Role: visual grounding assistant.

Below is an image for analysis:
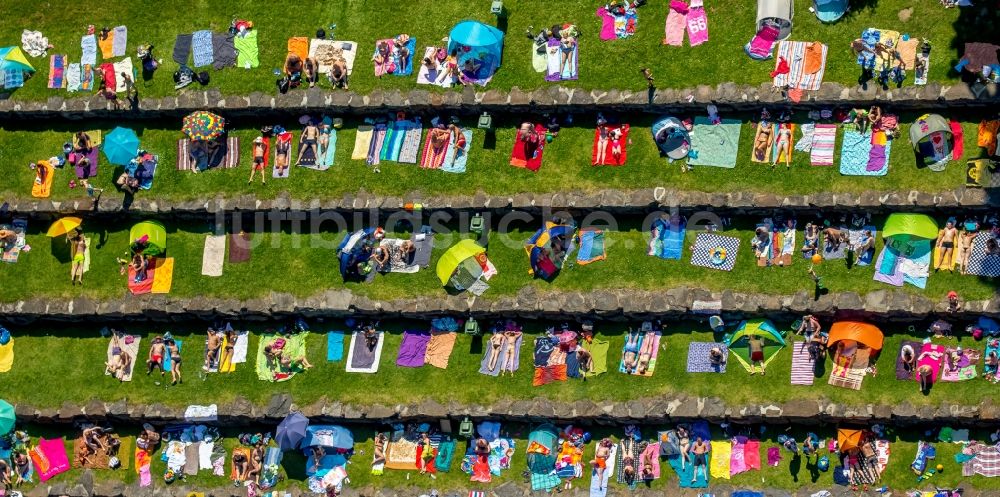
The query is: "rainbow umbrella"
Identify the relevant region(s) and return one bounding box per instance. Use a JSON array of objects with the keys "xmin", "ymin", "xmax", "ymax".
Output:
[
  {"xmin": 182, "ymin": 111, "xmax": 226, "ymax": 141},
  {"xmin": 46, "ymin": 217, "xmax": 82, "ymax": 237}
]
